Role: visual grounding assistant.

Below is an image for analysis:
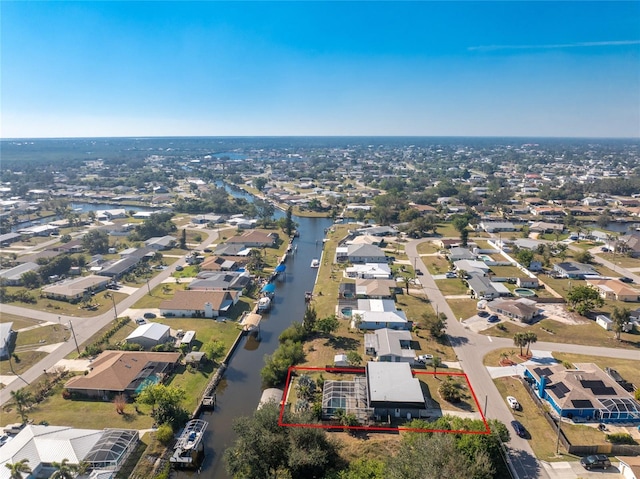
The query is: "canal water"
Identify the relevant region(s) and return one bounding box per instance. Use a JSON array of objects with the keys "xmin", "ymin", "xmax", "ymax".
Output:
[{"xmin": 176, "ymin": 184, "xmax": 333, "ymax": 478}]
